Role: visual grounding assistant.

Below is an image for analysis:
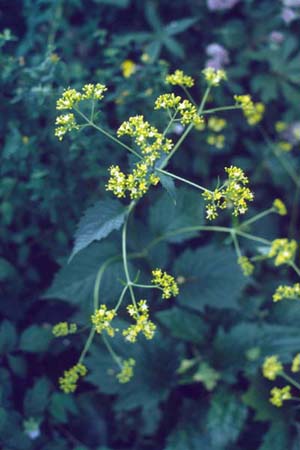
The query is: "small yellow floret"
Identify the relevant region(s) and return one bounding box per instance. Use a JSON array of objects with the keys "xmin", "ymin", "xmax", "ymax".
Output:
[
  {"xmin": 202, "ymin": 67, "xmax": 227, "ymax": 86},
  {"xmin": 273, "ymin": 199, "xmax": 287, "ymax": 216},
  {"xmin": 273, "ymin": 283, "xmax": 300, "ymax": 302},
  {"xmin": 292, "ymin": 353, "xmax": 300, "ymax": 373},
  {"xmin": 262, "ymin": 356, "xmax": 283, "ymax": 380},
  {"xmin": 165, "ymin": 70, "xmax": 194, "ymax": 87},
  {"xmin": 270, "ymin": 385, "xmax": 291, "ymax": 407},
  {"xmin": 278, "ymin": 141, "xmax": 292, "ymax": 152},
  {"xmin": 151, "ymin": 268, "xmax": 179, "ymax": 299},
  {"xmin": 238, "ymin": 256, "xmax": 254, "ymax": 276},
  {"xmin": 91, "ymin": 304, "xmax": 116, "ymax": 336},
  {"xmin": 52, "ymin": 322, "xmax": 77, "ymax": 337},
  {"xmin": 117, "ymin": 358, "xmax": 135, "ymax": 383},
  {"xmin": 268, "ymin": 238, "xmax": 297, "ymax": 266},
  {"xmin": 123, "ymin": 300, "xmax": 156, "ymax": 342},
  {"xmin": 121, "ymin": 60, "xmax": 137, "ymax": 78},
  {"xmin": 59, "ymin": 363, "xmax": 87, "ymax": 394}
]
